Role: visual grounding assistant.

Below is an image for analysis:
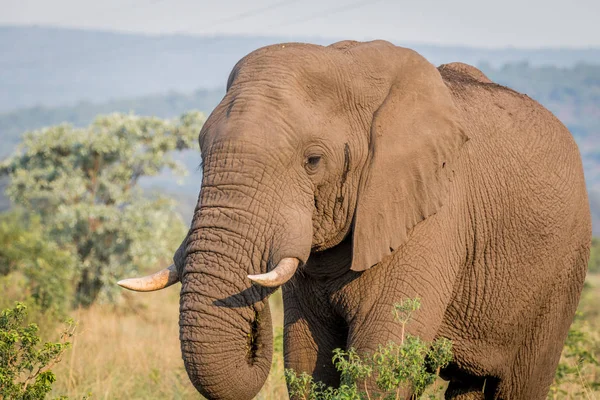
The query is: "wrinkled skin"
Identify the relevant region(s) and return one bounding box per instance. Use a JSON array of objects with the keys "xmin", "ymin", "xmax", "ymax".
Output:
[{"xmin": 172, "ymin": 40, "xmax": 590, "ymax": 399}]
